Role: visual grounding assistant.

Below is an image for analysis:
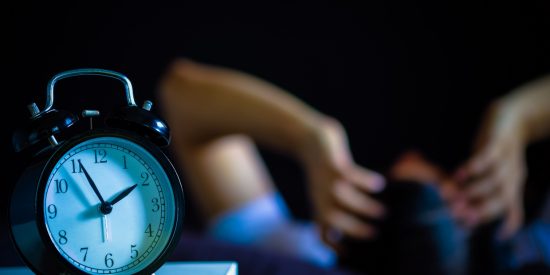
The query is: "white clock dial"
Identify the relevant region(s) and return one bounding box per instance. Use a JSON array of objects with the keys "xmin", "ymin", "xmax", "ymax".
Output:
[{"xmin": 43, "ymin": 136, "xmax": 176, "ymax": 274}]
